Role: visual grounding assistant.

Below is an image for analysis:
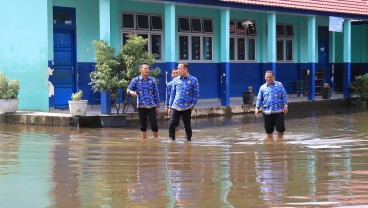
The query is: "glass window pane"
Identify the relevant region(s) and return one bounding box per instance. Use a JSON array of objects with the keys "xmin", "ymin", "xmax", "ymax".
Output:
[
  {"xmin": 230, "ymin": 21, "xmax": 235, "ymax": 34},
  {"xmin": 237, "ymin": 22, "xmax": 245, "ymax": 35},
  {"xmin": 191, "ymin": 18, "xmax": 202, "ymax": 33},
  {"xmin": 151, "ymin": 16, "xmax": 163, "ymax": 30},
  {"xmin": 286, "ymin": 25, "xmax": 294, "ymax": 37},
  {"xmin": 137, "ymin": 15, "xmax": 149, "ymax": 30},
  {"xmin": 53, "ymin": 9, "xmax": 73, "ymax": 26},
  {"xmin": 179, "ymin": 36, "xmax": 189, "ymax": 60},
  {"xmin": 276, "ymin": 24, "xmax": 285, "ymax": 36},
  {"xmin": 192, "ymin": 36, "xmax": 201, "ymax": 60},
  {"xmin": 151, "ymin": 34, "xmax": 162, "ymax": 60},
  {"xmin": 122, "ymin": 14, "xmax": 134, "ymax": 29},
  {"xmin": 237, "ymin": 38, "xmax": 245, "ymax": 60},
  {"xmin": 138, "ymin": 34, "xmax": 149, "ymax": 52},
  {"xmin": 286, "ymin": 40, "xmax": 293, "ymax": 60},
  {"xmin": 277, "ymin": 40, "xmax": 284, "ymax": 60},
  {"xmin": 230, "ymin": 38, "xmax": 235, "ymax": 60},
  {"xmin": 178, "ymin": 18, "xmax": 190, "ymax": 32},
  {"xmin": 203, "ymin": 19, "xmax": 213, "ymax": 33},
  {"xmin": 203, "ymin": 37, "xmax": 212, "ymax": 60},
  {"xmin": 247, "ymin": 23, "xmax": 257, "ymax": 35},
  {"xmin": 248, "ymin": 38, "xmax": 256, "ymax": 60},
  {"xmin": 122, "ymin": 33, "xmax": 133, "ymax": 45}
]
